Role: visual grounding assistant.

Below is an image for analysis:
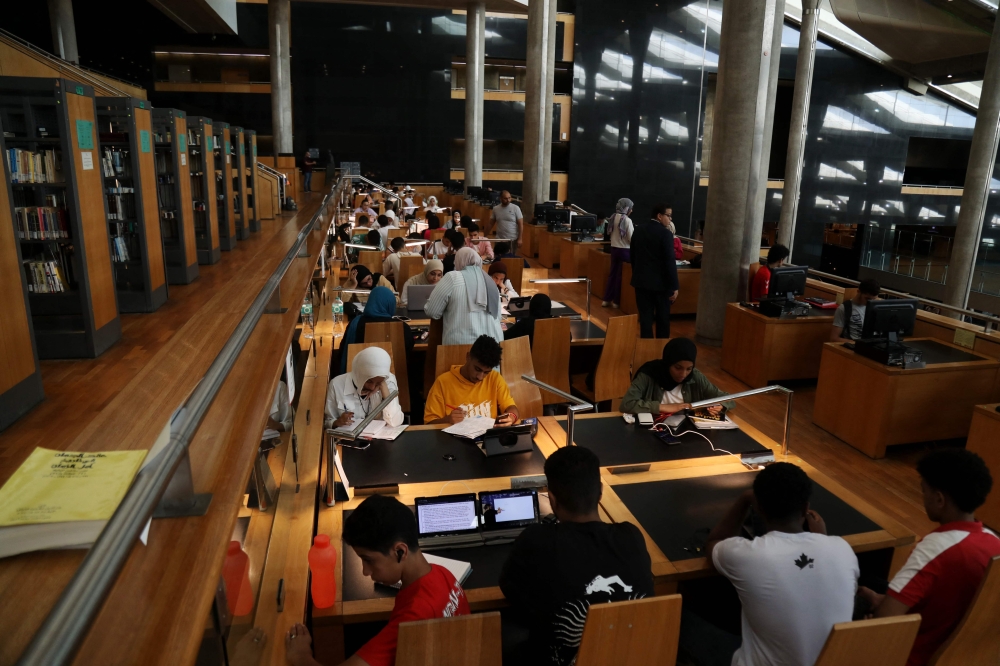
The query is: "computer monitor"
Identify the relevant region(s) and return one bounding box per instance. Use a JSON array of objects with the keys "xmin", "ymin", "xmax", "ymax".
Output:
[
  {"xmin": 545, "ymin": 208, "xmax": 571, "ymax": 226},
  {"xmin": 571, "ymin": 214, "xmax": 597, "ymax": 232},
  {"xmin": 861, "ymin": 298, "xmax": 918, "ymax": 343},
  {"xmin": 533, "ymin": 202, "xmax": 556, "ymax": 220},
  {"xmin": 766, "ymin": 265, "xmax": 807, "ymax": 300}
]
